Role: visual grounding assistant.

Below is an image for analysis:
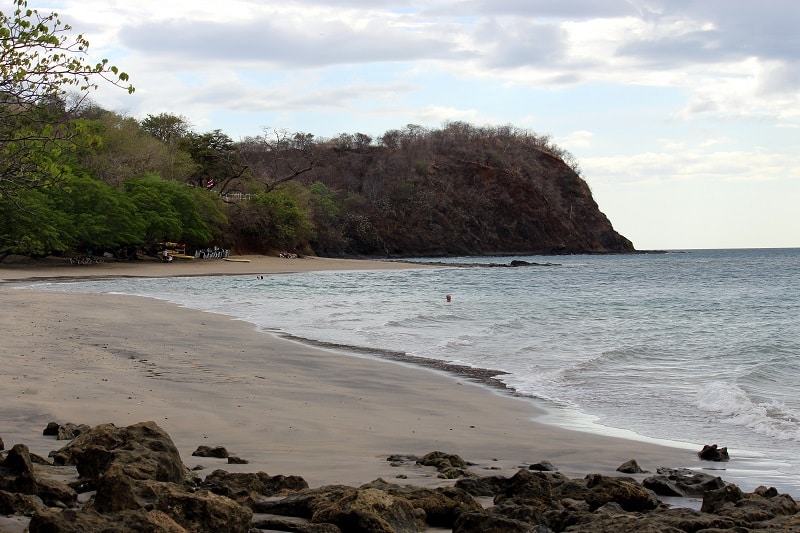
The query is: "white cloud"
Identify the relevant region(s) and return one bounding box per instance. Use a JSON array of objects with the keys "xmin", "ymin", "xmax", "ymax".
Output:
[
  {"xmin": 558, "ymin": 130, "xmax": 594, "ymax": 149},
  {"xmin": 27, "ymin": 0, "xmax": 800, "ymax": 247},
  {"xmin": 585, "ymin": 149, "xmax": 800, "ymax": 185}
]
